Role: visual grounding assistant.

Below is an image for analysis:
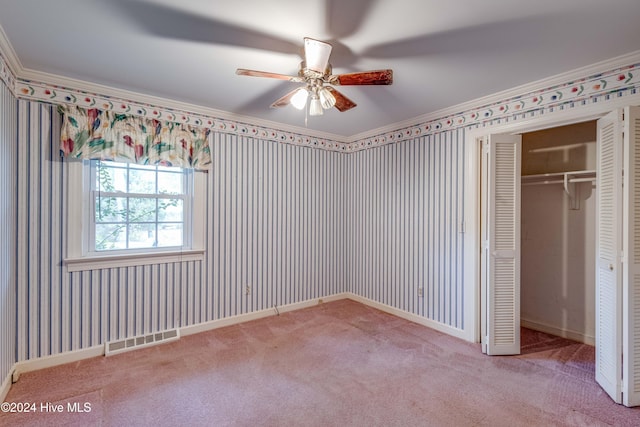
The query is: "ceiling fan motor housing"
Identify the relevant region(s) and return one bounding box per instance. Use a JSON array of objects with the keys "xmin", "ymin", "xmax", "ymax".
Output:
[{"xmin": 299, "ymin": 61, "xmax": 332, "ymax": 80}]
